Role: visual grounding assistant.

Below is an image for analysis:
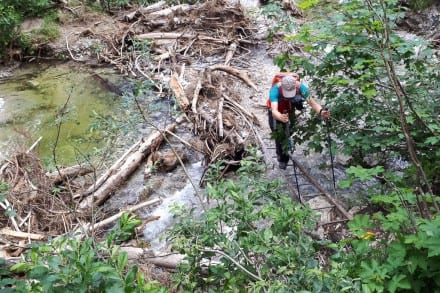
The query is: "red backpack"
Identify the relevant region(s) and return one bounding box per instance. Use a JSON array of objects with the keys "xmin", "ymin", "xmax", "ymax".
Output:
[{"xmin": 267, "ymin": 72, "xmax": 301, "ymax": 113}]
